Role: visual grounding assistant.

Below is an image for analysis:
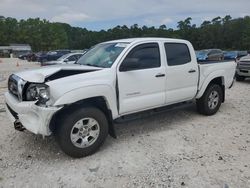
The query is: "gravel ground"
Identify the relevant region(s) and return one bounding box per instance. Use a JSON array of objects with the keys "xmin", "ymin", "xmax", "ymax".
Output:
[{"xmin": 0, "ymin": 58, "xmax": 250, "ymax": 188}]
